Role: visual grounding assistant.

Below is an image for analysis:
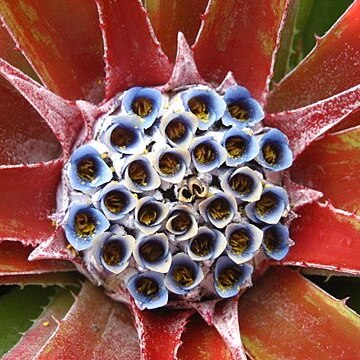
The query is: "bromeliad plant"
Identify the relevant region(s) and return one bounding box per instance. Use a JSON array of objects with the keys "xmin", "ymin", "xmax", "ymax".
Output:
[{"xmin": 0, "ymin": 0, "xmax": 359, "ymax": 359}]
